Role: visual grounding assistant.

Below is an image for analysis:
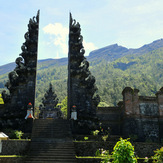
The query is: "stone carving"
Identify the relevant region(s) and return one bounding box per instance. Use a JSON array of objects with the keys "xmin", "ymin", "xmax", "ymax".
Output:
[
  {"xmin": 68, "ymin": 13, "xmax": 100, "ymax": 132},
  {"xmin": 39, "ymin": 83, "xmax": 62, "ymax": 119},
  {"xmin": 5, "ymin": 71, "xmax": 18, "ymax": 91},
  {"xmin": 0, "ymin": 11, "xmax": 40, "ymax": 131}
]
